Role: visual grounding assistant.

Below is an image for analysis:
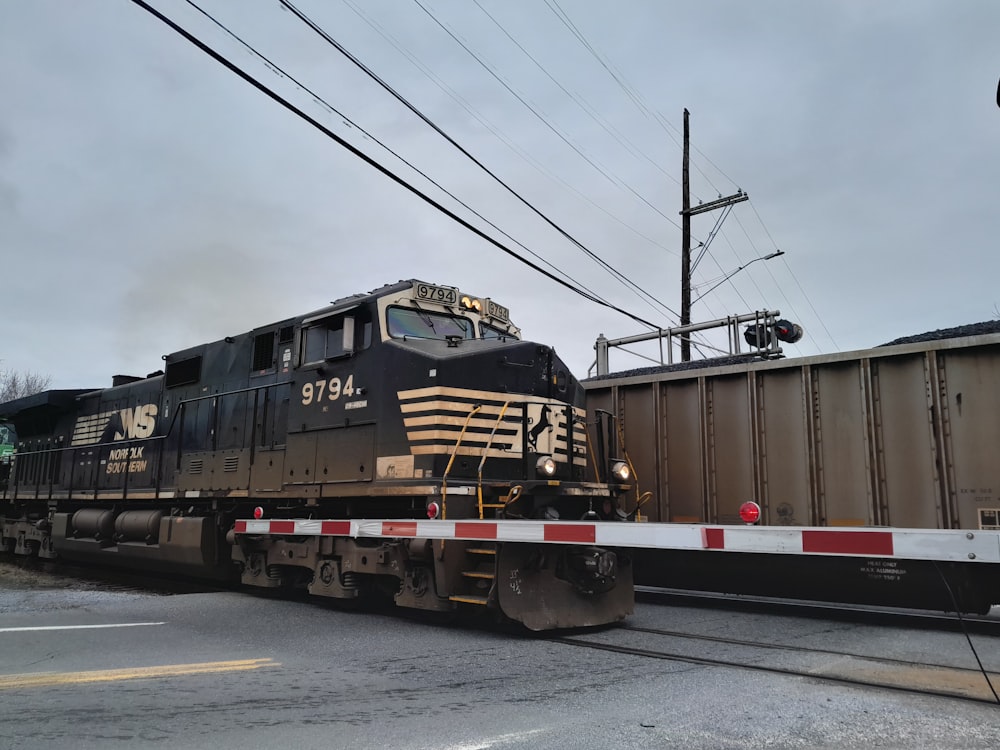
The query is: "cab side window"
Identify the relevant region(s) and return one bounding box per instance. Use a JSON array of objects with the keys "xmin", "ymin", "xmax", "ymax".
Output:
[
  {"xmin": 300, "ymin": 310, "xmax": 372, "ymax": 365},
  {"xmin": 304, "ymin": 322, "xmax": 344, "ymax": 363}
]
